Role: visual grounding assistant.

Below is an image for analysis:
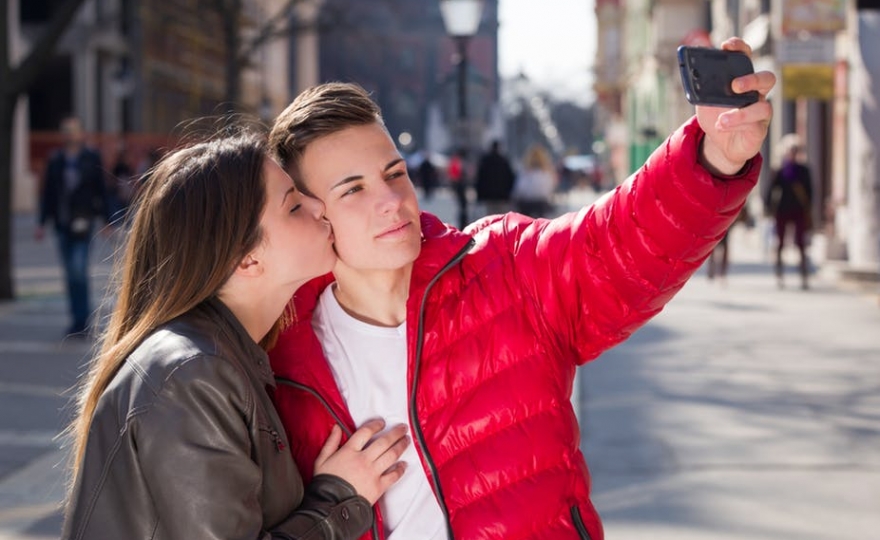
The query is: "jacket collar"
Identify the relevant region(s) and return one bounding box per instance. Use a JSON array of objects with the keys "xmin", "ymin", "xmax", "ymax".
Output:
[
  {"xmin": 274, "ymin": 212, "xmax": 473, "ymax": 398},
  {"xmin": 410, "ymin": 212, "xmax": 473, "ymax": 296},
  {"xmin": 203, "ymin": 296, "xmax": 275, "ymax": 387}
]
